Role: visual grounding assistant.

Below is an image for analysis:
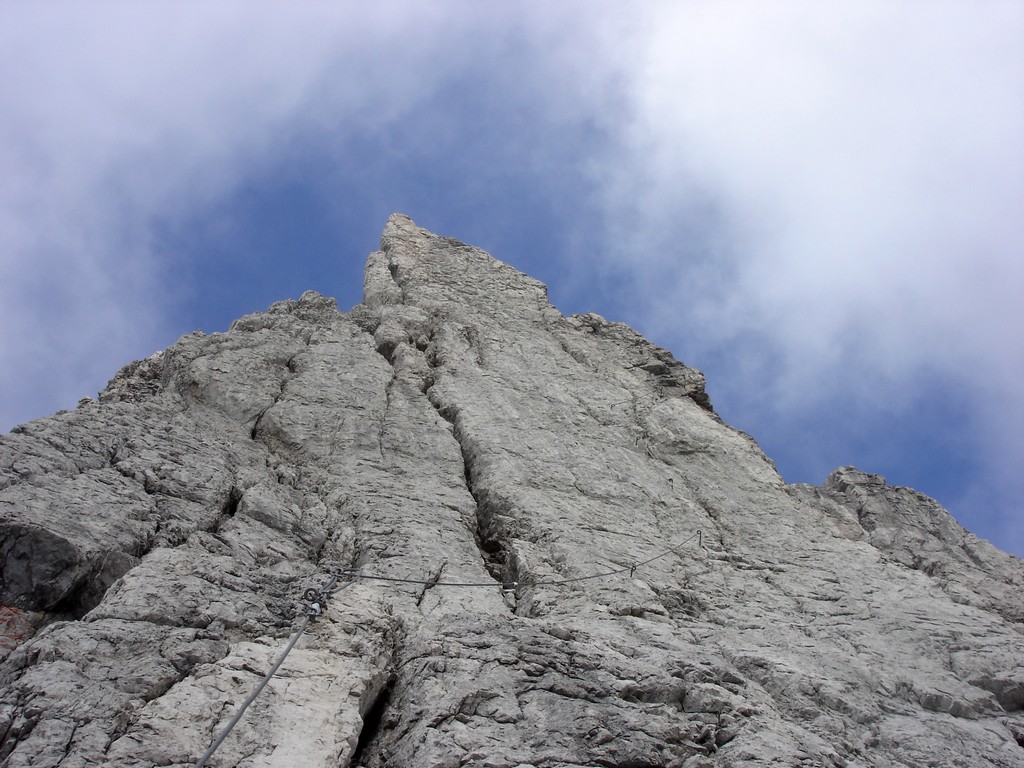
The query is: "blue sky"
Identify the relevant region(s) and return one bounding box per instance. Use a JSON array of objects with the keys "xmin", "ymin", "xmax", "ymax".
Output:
[{"xmin": 2, "ymin": 2, "xmax": 1022, "ymax": 556}]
